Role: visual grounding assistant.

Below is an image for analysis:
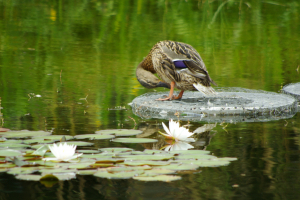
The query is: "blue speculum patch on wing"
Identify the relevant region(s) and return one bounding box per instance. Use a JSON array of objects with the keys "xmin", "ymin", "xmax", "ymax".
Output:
[{"xmin": 173, "ymin": 61, "xmax": 187, "ymax": 68}]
